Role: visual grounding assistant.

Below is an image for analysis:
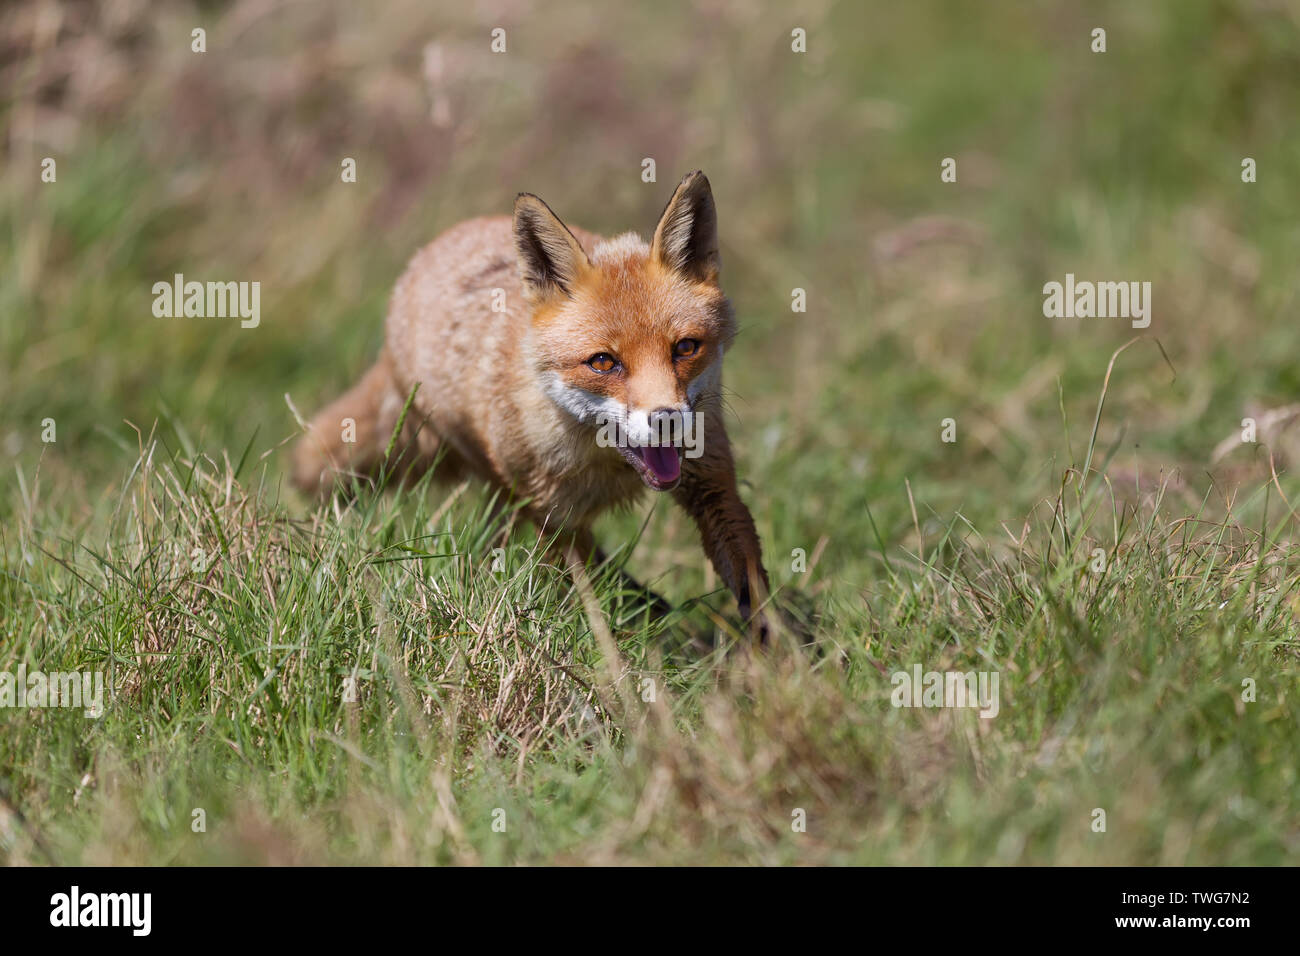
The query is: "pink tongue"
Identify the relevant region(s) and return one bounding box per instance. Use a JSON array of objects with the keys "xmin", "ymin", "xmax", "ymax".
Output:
[{"xmin": 642, "ymin": 444, "xmax": 681, "ymax": 483}]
